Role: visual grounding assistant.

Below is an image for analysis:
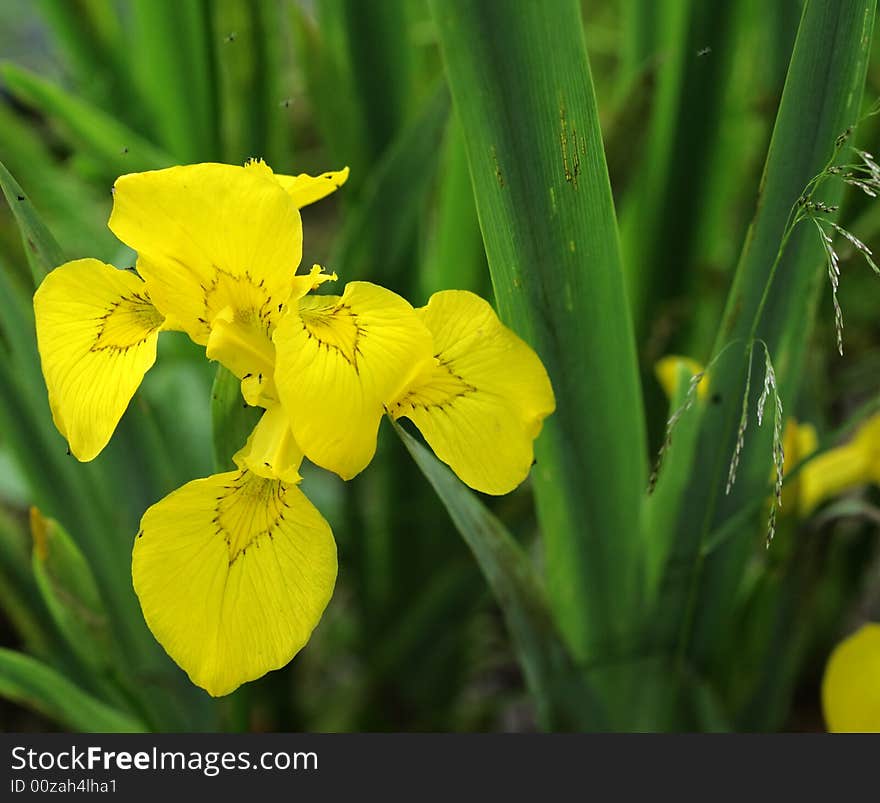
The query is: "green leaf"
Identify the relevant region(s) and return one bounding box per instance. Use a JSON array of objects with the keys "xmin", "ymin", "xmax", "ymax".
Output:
[
  {"xmin": 619, "ymin": 0, "xmax": 747, "ymax": 341},
  {"xmin": 430, "ymin": 0, "xmax": 647, "ymax": 661},
  {"xmin": 0, "ymin": 648, "xmax": 147, "ymax": 732},
  {"xmin": 0, "ymin": 508, "xmax": 55, "ymax": 658},
  {"xmin": 35, "ymin": 0, "xmax": 140, "ymax": 123},
  {"xmin": 419, "ymin": 114, "xmax": 489, "ymax": 302},
  {"xmin": 330, "ymin": 81, "xmax": 450, "ymax": 290},
  {"xmin": 336, "ymin": 0, "xmax": 414, "ymax": 164},
  {"xmin": 0, "ymin": 64, "xmax": 174, "ymax": 178},
  {"xmin": 0, "ymin": 103, "xmax": 120, "ymax": 267},
  {"xmin": 0, "ymin": 160, "xmax": 65, "ymax": 285},
  {"xmin": 211, "ymin": 365, "xmax": 260, "ymax": 472},
  {"xmin": 617, "ymin": 0, "xmax": 692, "ymax": 335},
  {"xmin": 290, "ymin": 2, "xmax": 362, "ymax": 173},
  {"xmin": 130, "ymin": 0, "xmax": 218, "ymax": 161},
  {"xmin": 394, "ymin": 422, "xmax": 606, "ymax": 730},
  {"xmin": 642, "ymin": 364, "xmax": 705, "ymax": 602},
  {"xmin": 210, "ymin": 0, "xmax": 288, "ymax": 165},
  {"xmin": 29, "ymin": 508, "xmax": 115, "ymax": 676},
  {"xmin": 618, "ymin": 0, "xmax": 662, "ymax": 88}
]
